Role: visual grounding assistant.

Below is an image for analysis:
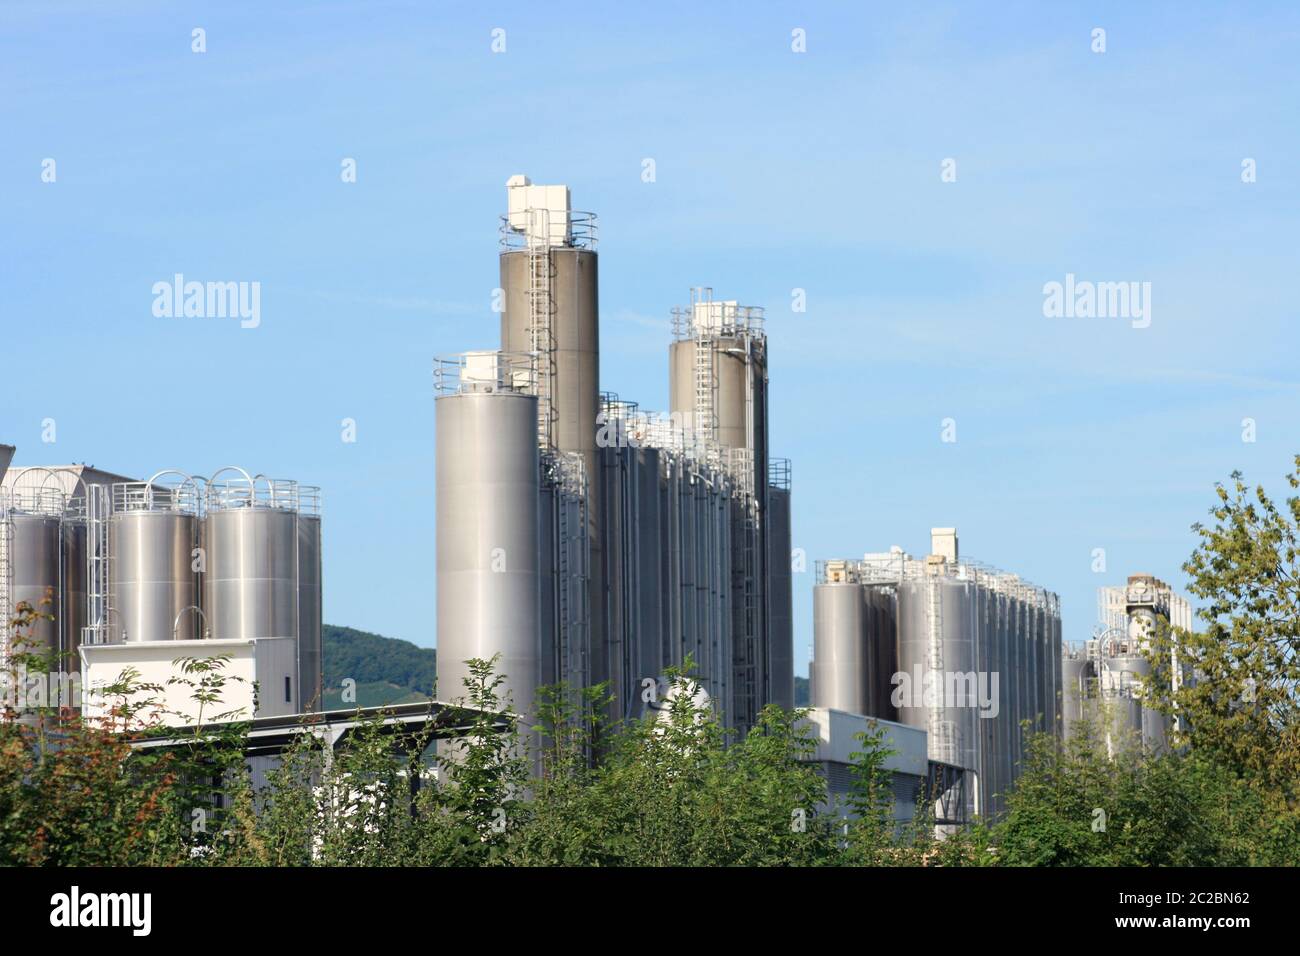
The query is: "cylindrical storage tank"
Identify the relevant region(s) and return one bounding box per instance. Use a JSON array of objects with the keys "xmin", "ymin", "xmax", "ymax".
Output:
[
  {"xmin": 995, "ymin": 592, "xmax": 1013, "ymax": 816},
  {"xmin": 500, "ymin": 248, "xmax": 599, "ymax": 472},
  {"xmin": 296, "ymin": 512, "xmax": 323, "ymax": 711},
  {"xmin": 110, "ymin": 484, "xmax": 200, "ymax": 643},
  {"xmin": 811, "ymin": 582, "xmax": 867, "ymax": 714},
  {"xmin": 60, "ymin": 516, "xmax": 87, "ymax": 672},
  {"xmin": 897, "ymin": 578, "xmax": 979, "ymax": 776},
  {"xmin": 862, "ymin": 585, "xmax": 898, "ymax": 720},
  {"xmin": 1106, "ymin": 652, "xmax": 1150, "ymax": 703},
  {"xmin": 1026, "ymin": 601, "xmax": 1040, "ymax": 733},
  {"xmin": 1140, "ymin": 701, "xmax": 1170, "ymax": 753},
  {"xmin": 8, "ymin": 510, "xmax": 63, "ymax": 655},
  {"xmin": 766, "ymin": 487, "xmax": 794, "ymax": 711},
  {"xmin": 668, "ymin": 336, "xmax": 767, "ymax": 459},
  {"xmin": 204, "ymin": 506, "xmax": 300, "ymax": 643},
  {"xmin": 436, "ymin": 389, "xmax": 541, "ymax": 725},
  {"xmin": 634, "ymin": 447, "xmax": 664, "ymax": 691},
  {"xmin": 537, "ymin": 473, "xmax": 558, "ymax": 690},
  {"xmin": 500, "ymin": 246, "xmax": 604, "ymax": 697},
  {"xmin": 1060, "ymin": 654, "xmax": 1089, "ymax": 740}
]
